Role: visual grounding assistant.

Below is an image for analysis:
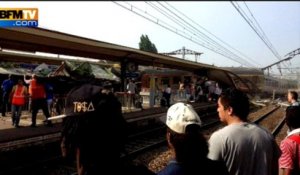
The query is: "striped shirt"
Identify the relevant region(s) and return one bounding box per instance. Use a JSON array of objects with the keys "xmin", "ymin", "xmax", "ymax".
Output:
[{"xmin": 279, "ymin": 128, "xmax": 300, "ymax": 169}]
